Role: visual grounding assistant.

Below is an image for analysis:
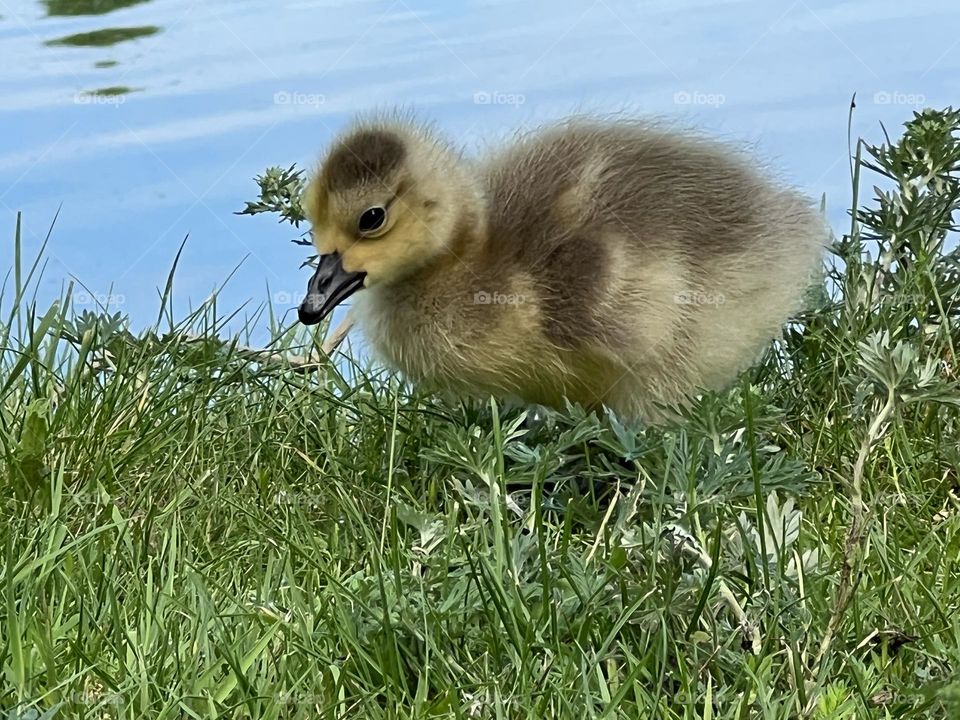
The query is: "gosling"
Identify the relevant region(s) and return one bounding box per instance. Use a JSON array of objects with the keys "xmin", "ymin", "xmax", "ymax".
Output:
[{"xmin": 297, "ymin": 115, "xmax": 826, "ymax": 422}]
